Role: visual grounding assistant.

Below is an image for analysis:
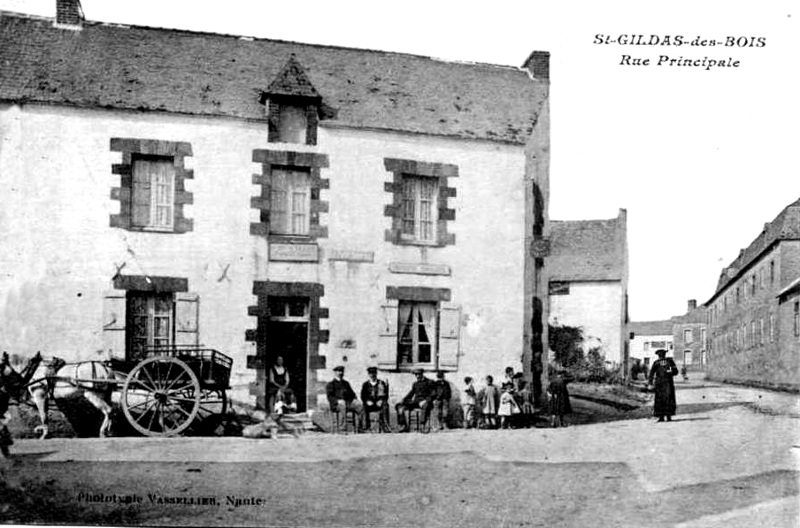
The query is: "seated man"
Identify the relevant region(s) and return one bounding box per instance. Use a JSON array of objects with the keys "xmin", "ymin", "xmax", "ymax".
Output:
[
  {"xmin": 325, "ymin": 366, "xmax": 362, "ymax": 427},
  {"xmin": 395, "ymin": 368, "xmax": 433, "ymax": 432},
  {"xmin": 432, "ymin": 371, "xmax": 452, "ymax": 431},
  {"xmin": 360, "ymin": 367, "xmax": 390, "ymax": 431}
]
